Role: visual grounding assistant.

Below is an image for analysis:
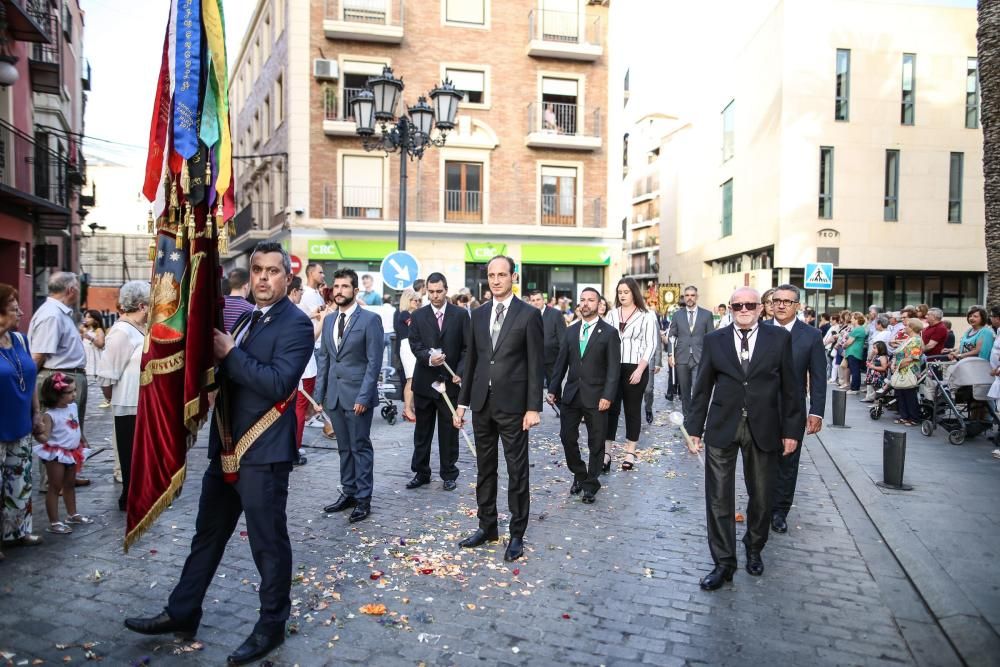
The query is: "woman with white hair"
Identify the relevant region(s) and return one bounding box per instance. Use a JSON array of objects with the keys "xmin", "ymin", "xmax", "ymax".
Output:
[{"xmin": 96, "ymin": 280, "xmax": 150, "ymax": 511}]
